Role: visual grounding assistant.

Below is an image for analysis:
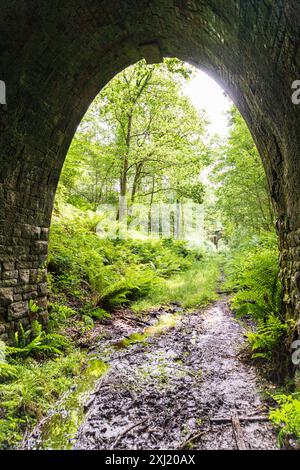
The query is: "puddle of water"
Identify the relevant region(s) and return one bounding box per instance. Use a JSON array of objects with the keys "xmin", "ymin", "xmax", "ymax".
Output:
[{"xmin": 30, "ymin": 358, "xmax": 109, "ymax": 450}]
